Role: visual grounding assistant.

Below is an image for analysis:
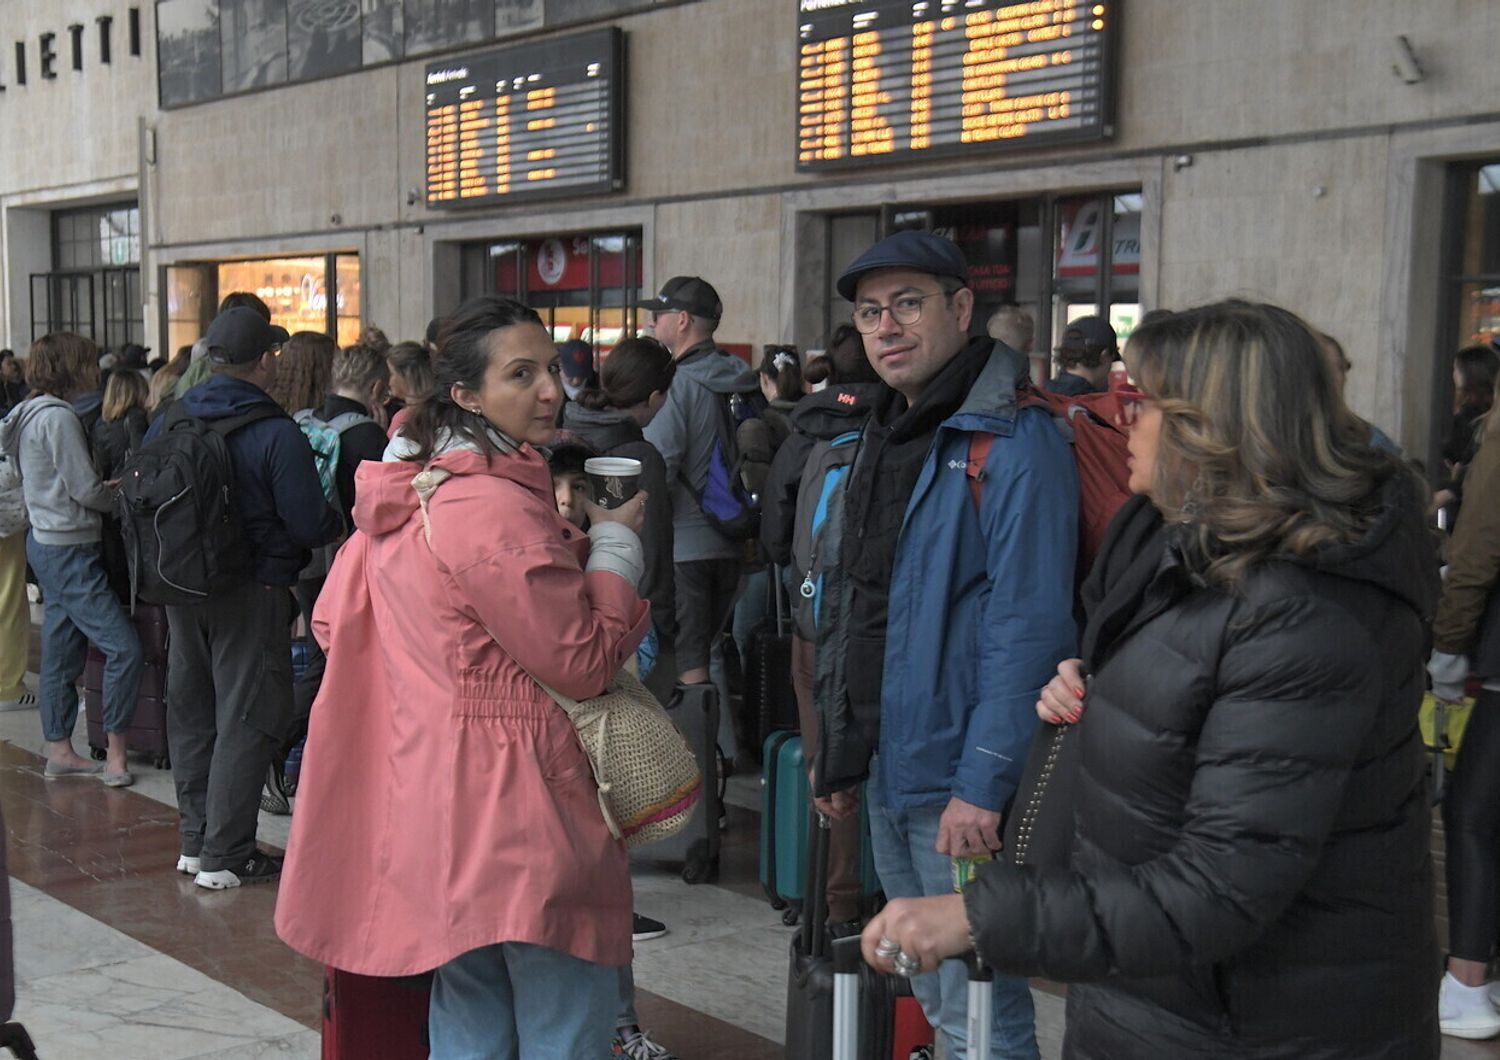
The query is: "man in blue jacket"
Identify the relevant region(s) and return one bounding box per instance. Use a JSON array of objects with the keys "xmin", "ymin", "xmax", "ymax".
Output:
[
  {"xmin": 821, "ymin": 232, "xmax": 1077, "ymax": 1058},
  {"xmin": 148, "ymin": 307, "xmax": 340, "ymax": 890}
]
